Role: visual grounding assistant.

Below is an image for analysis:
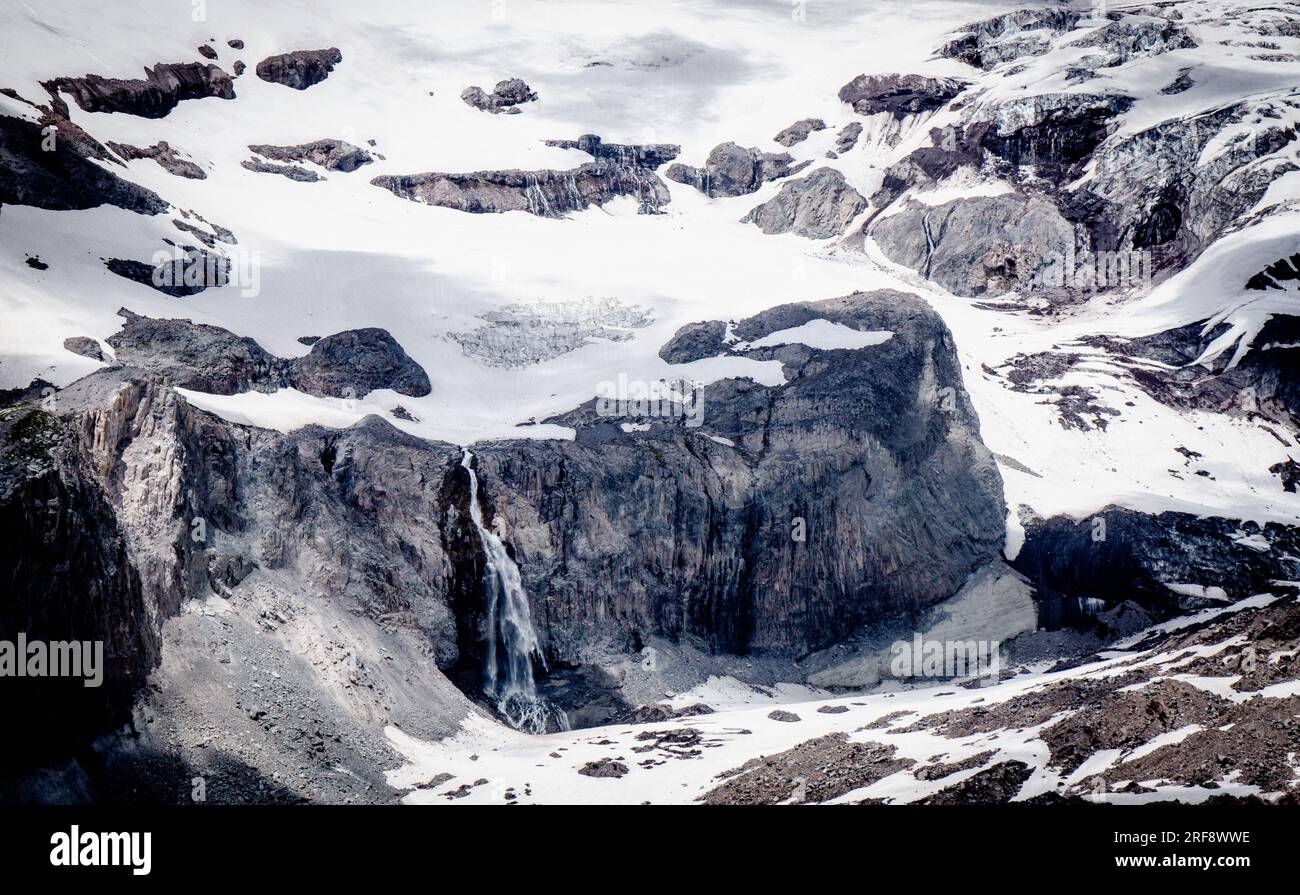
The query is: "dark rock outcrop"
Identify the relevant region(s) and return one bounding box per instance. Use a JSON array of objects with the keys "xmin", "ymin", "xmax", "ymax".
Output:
[
  {"xmin": 248, "ymin": 139, "xmax": 373, "ymax": 172},
  {"xmin": 289, "ymin": 328, "xmax": 431, "ymax": 399},
  {"xmin": 665, "ymin": 142, "xmax": 808, "ymax": 197},
  {"xmin": 838, "ymin": 74, "xmax": 967, "ymax": 118},
  {"xmin": 741, "ymin": 167, "xmax": 866, "ymax": 239},
  {"xmin": 240, "ymin": 157, "xmax": 321, "ymax": 182},
  {"xmin": 105, "ymin": 252, "xmax": 230, "ymax": 297},
  {"xmin": 255, "ymin": 48, "xmax": 342, "ymax": 90},
  {"xmin": 773, "ymin": 118, "xmax": 826, "ymax": 146},
  {"xmin": 107, "ymin": 140, "xmax": 206, "ymax": 179},
  {"xmin": 44, "ymin": 62, "xmax": 235, "ymax": 118},
  {"xmin": 1013, "ymin": 507, "xmax": 1300, "ymax": 623},
  {"xmin": 0, "ymin": 115, "xmax": 167, "ymax": 214},
  {"xmin": 62, "ymin": 337, "xmax": 105, "ymax": 361},
  {"xmin": 461, "ymin": 78, "xmax": 537, "ymax": 114}
]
